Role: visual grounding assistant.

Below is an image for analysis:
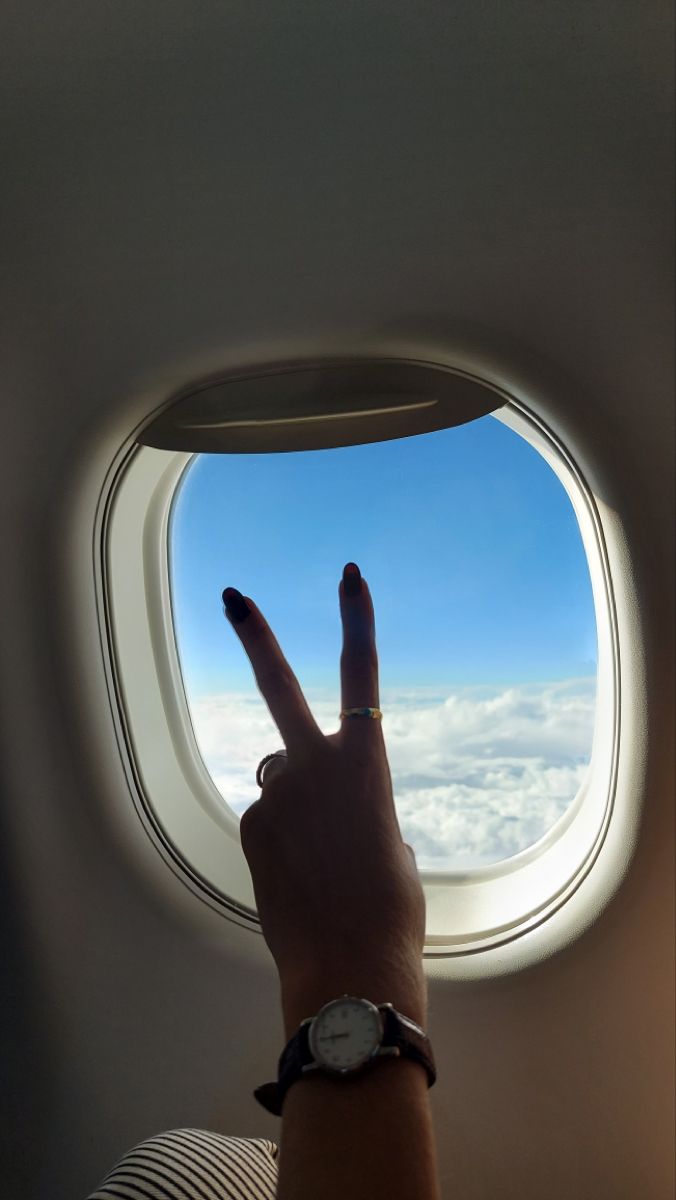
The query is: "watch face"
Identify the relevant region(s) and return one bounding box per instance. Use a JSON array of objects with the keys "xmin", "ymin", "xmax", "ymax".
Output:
[{"xmin": 308, "ymin": 997, "xmax": 383, "ymax": 1073}]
